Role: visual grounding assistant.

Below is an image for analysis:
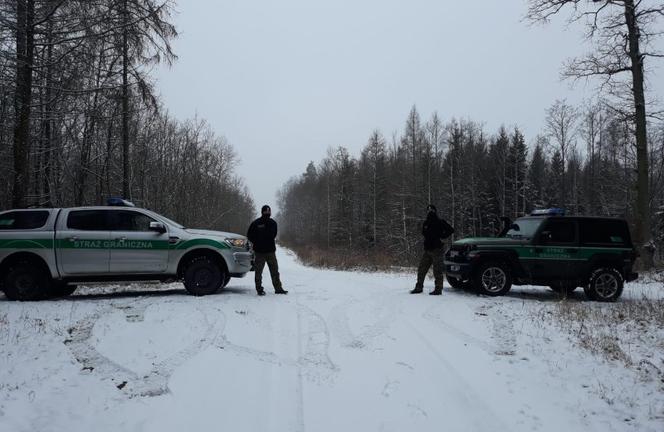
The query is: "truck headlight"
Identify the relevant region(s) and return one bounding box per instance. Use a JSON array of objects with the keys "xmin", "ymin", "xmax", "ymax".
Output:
[{"xmin": 225, "ymin": 238, "xmax": 247, "ymax": 249}]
